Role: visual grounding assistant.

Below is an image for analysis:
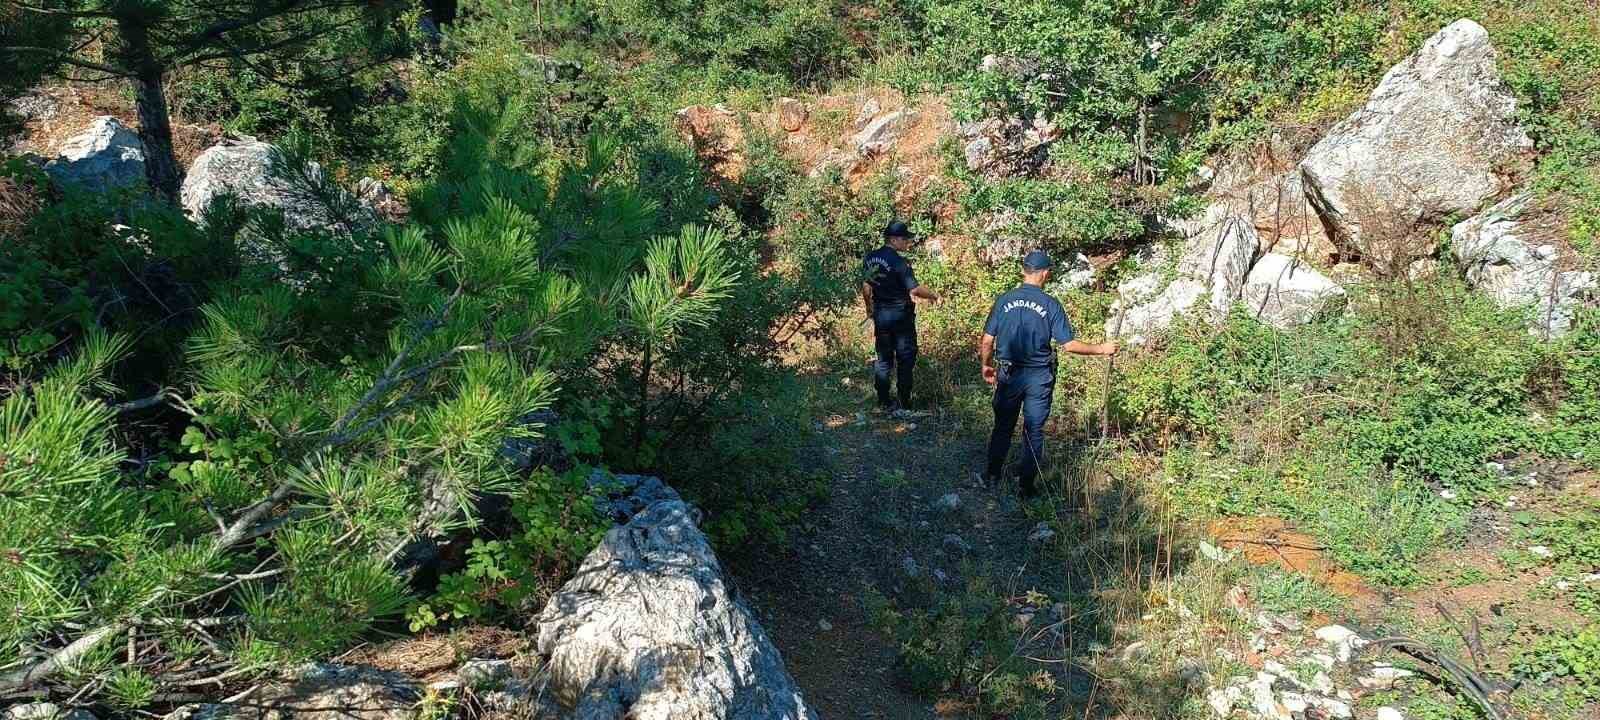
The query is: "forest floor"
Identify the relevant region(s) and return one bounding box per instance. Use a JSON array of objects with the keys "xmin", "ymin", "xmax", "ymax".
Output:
[
  {"xmin": 728, "ymin": 367, "xmax": 1600, "ymax": 720},
  {"xmin": 731, "ymin": 370, "xmax": 1116, "ymax": 719}
]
